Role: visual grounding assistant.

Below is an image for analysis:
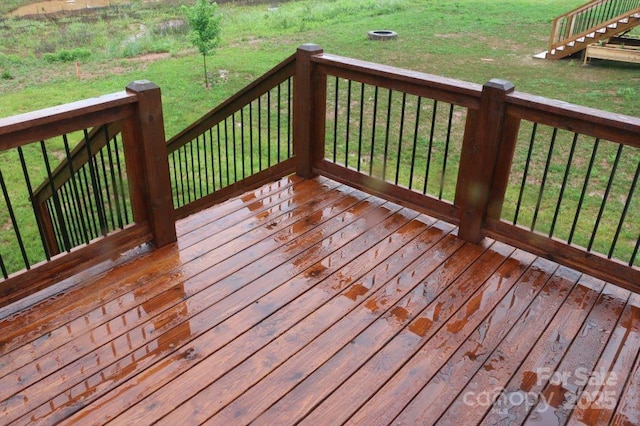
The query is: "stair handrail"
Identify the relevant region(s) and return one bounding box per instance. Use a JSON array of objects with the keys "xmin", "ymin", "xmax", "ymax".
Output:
[
  {"xmin": 166, "ymin": 53, "xmax": 296, "ymax": 154},
  {"xmin": 549, "ymin": 0, "xmax": 640, "ymax": 50},
  {"xmin": 554, "ymin": 6, "xmax": 640, "ymax": 50}
]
